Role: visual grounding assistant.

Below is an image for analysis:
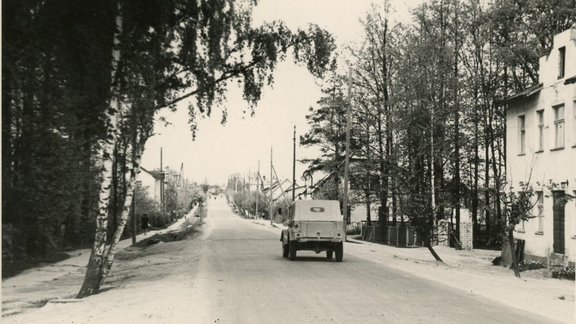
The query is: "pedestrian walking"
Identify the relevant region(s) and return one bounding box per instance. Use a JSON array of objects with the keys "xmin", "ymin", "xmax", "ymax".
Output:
[{"xmin": 141, "ymin": 213, "xmax": 149, "ymax": 233}]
